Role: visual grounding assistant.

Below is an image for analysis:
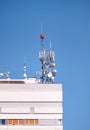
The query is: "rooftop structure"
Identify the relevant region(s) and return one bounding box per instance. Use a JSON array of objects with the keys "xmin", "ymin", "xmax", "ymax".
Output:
[
  {"xmin": 39, "ymin": 33, "xmax": 57, "ymax": 84},
  {"xmin": 0, "ymin": 31, "xmax": 63, "ymax": 130}
]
